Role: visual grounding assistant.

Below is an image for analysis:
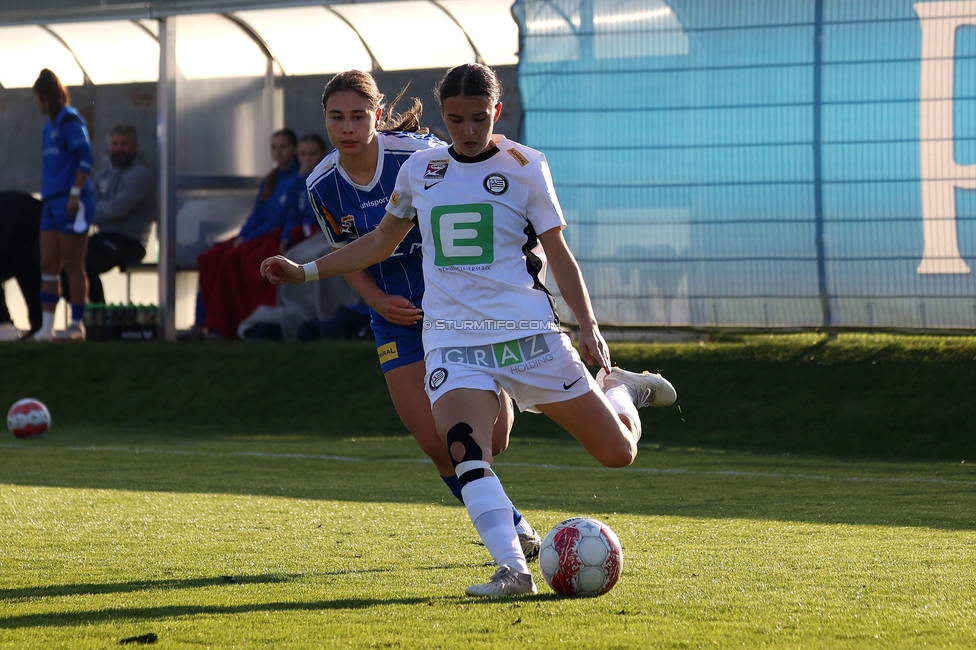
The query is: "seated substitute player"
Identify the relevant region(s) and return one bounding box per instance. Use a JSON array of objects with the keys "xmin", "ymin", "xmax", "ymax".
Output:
[
  {"xmin": 194, "ymin": 129, "xmax": 301, "ymax": 339},
  {"xmin": 63, "ymin": 123, "xmax": 156, "ymax": 306},
  {"xmin": 278, "ymin": 133, "xmax": 328, "ymax": 254},
  {"xmin": 303, "ymin": 70, "xmax": 541, "ymax": 560},
  {"xmin": 261, "ymin": 63, "xmax": 676, "ymax": 597}
]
